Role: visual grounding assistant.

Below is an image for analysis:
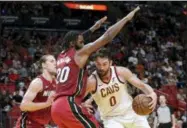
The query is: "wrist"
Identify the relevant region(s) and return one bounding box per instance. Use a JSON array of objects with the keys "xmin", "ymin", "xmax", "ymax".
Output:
[
  {"xmin": 45, "ymin": 101, "xmax": 51, "ymax": 107},
  {"xmin": 90, "ymin": 27, "xmax": 95, "ymax": 32},
  {"xmin": 149, "ymin": 91, "xmax": 156, "ymax": 94}
]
